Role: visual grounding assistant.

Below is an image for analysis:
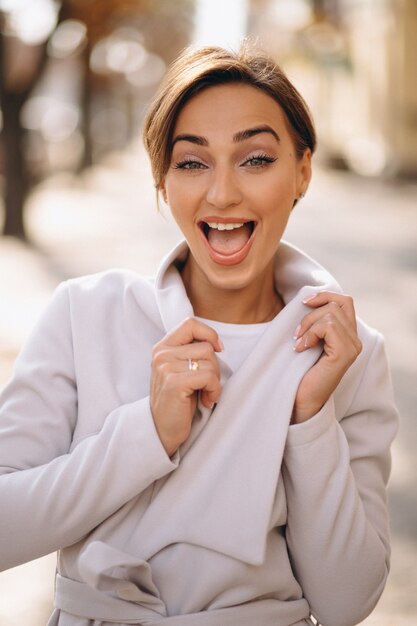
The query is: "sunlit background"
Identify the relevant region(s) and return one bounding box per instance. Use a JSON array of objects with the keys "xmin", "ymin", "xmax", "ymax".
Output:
[
  {"xmin": 0, "ymin": 1, "xmax": 416, "ymax": 624},
  {"xmin": 1, "ymin": 0, "xmax": 416, "ymax": 216}
]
